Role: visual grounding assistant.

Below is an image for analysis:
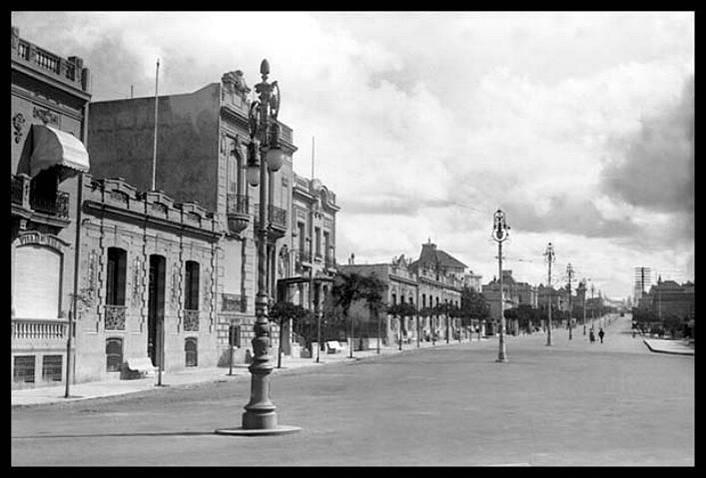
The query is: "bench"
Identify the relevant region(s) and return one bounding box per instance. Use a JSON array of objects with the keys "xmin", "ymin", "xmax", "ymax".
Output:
[
  {"xmin": 121, "ymin": 357, "xmax": 157, "ymax": 380},
  {"xmin": 326, "ymin": 341, "xmax": 343, "ymax": 354}
]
